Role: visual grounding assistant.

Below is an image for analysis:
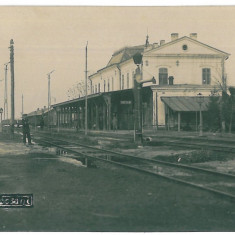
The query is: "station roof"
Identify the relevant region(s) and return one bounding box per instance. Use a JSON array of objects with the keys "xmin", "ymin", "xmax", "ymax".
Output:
[
  {"xmin": 52, "ymin": 93, "xmax": 103, "ymax": 108},
  {"xmin": 161, "ymin": 96, "xmax": 211, "ymax": 112}
]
